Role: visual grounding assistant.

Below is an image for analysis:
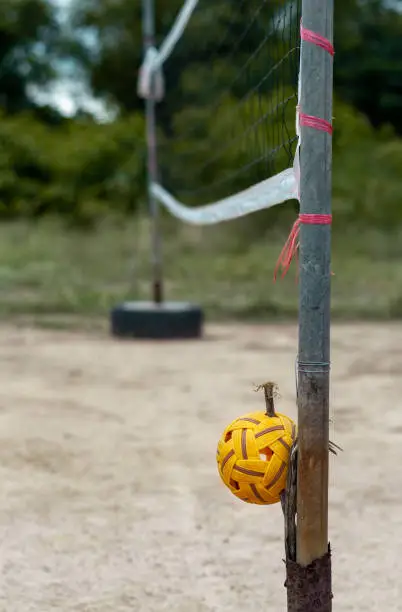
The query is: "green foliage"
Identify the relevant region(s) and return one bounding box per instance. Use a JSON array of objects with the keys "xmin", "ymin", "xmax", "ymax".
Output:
[
  {"xmin": 1, "ymin": 0, "xmax": 402, "ymax": 233},
  {"xmin": 335, "ymin": 0, "xmax": 402, "ymax": 134},
  {"xmin": 70, "ymin": 0, "xmax": 402, "ymax": 136},
  {"xmin": 0, "ymin": 111, "xmax": 146, "ymax": 225},
  {"xmin": 332, "ymin": 99, "xmax": 402, "ymax": 228},
  {"xmin": 70, "ymin": 0, "xmax": 144, "ymax": 113},
  {"xmin": 0, "ymin": 0, "xmax": 60, "ymax": 113}
]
